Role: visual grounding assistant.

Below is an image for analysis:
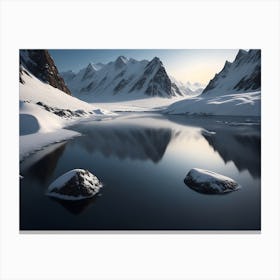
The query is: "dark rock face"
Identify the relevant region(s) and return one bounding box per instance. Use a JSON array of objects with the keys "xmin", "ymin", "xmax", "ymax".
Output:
[
  {"xmin": 145, "ymin": 66, "xmax": 172, "ymax": 96},
  {"xmin": 20, "ymin": 50, "xmax": 72, "ymax": 95},
  {"xmin": 234, "ymin": 64, "xmax": 261, "ymax": 91},
  {"xmin": 130, "ymin": 57, "xmax": 174, "ymax": 97},
  {"xmin": 114, "ymin": 78, "xmax": 130, "ymax": 92},
  {"xmin": 171, "ymin": 82, "xmax": 184, "ymax": 96}
]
